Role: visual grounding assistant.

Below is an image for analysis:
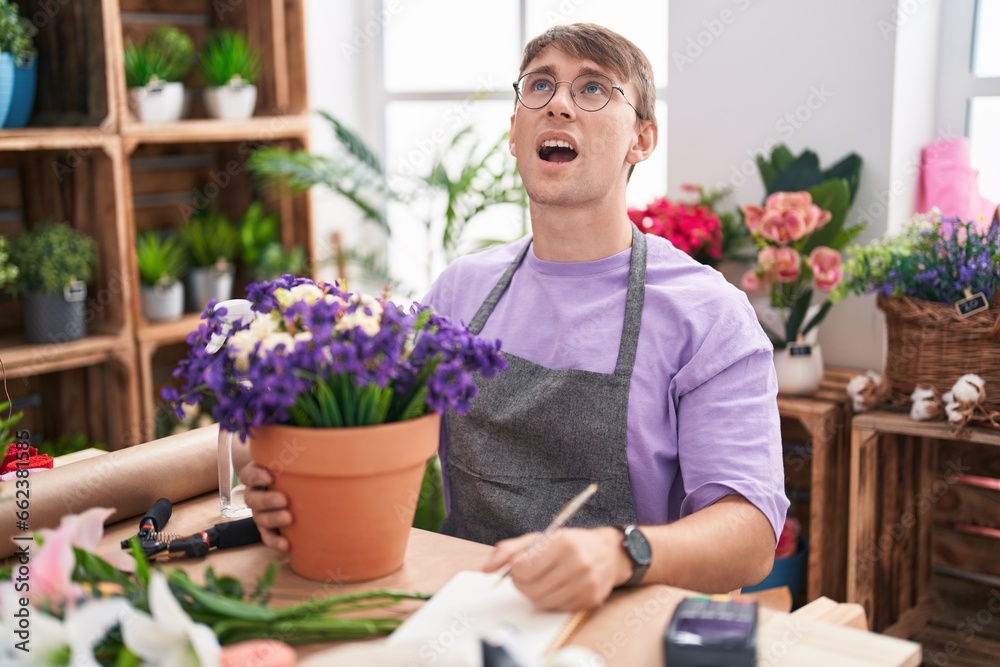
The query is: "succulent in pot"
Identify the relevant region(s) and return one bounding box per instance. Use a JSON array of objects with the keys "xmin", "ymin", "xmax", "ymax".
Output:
[
  {"xmin": 237, "ymin": 202, "xmax": 305, "ymax": 281},
  {"xmin": 181, "ymin": 209, "xmax": 239, "ymax": 311},
  {"xmin": 11, "ymin": 221, "xmax": 98, "ymax": 344},
  {"xmin": 124, "ymin": 26, "xmax": 194, "ymax": 123},
  {"xmin": 198, "ymin": 30, "xmax": 261, "ymax": 120},
  {"xmin": 137, "ymin": 230, "xmax": 187, "ymax": 322}
]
